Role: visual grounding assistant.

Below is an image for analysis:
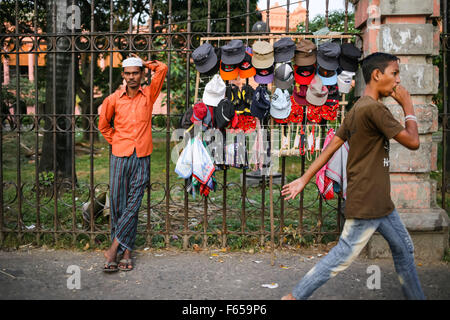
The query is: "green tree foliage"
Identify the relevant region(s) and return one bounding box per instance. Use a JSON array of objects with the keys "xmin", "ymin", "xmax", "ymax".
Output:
[{"xmin": 297, "ymin": 10, "xmax": 356, "ymax": 33}]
